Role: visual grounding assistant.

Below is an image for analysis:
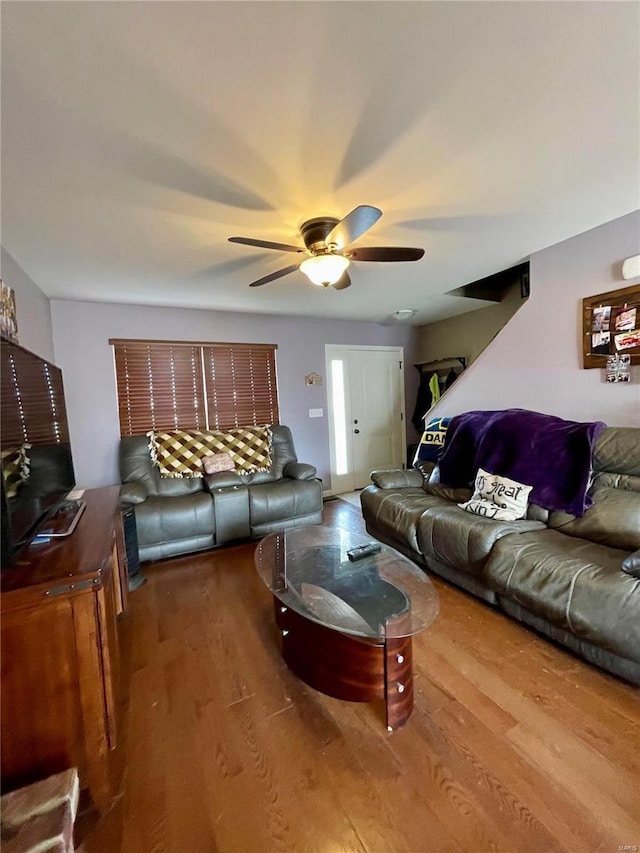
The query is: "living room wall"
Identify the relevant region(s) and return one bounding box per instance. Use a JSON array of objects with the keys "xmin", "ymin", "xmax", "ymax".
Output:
[
  {"xmin": 426, "ymin": 210, "xmax": 640, "ymax": 426},
  {"xmin": 49, "ymin": 300, "xmax": 419, "ymax": 489},
  {"xmin": 1, "ymin": 247, "xmax": 55, "ymax": 362}
]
